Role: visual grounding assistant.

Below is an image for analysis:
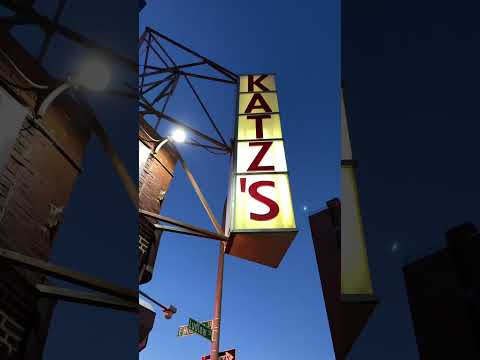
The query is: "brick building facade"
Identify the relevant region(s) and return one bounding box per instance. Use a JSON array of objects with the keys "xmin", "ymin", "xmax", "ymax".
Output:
[
  {"xmin": 0, "ymin": 29, "xmax": 92, "ymax": 358},
  {"xmin": 138, "ymin": 117, "xmax": 178, "ymax": 350},
  {"xmin": 138, "ymin": 117, "xmax": 177, "ymax": 285}
]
